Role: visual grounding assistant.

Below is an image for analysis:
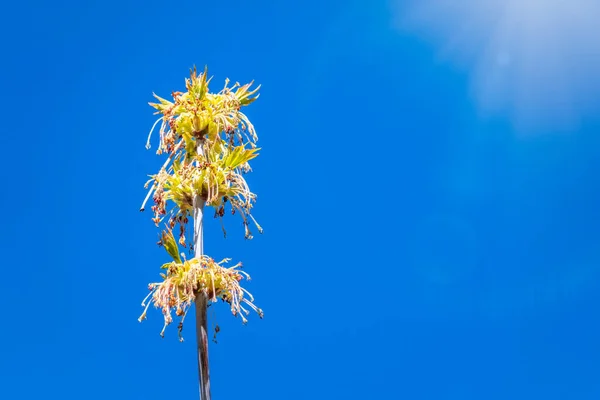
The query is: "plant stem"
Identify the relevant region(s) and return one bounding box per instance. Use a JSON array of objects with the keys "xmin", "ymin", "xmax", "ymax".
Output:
[{"xmin": 194, "ymin": 139, "xmax": 211, "ymax": 400}]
